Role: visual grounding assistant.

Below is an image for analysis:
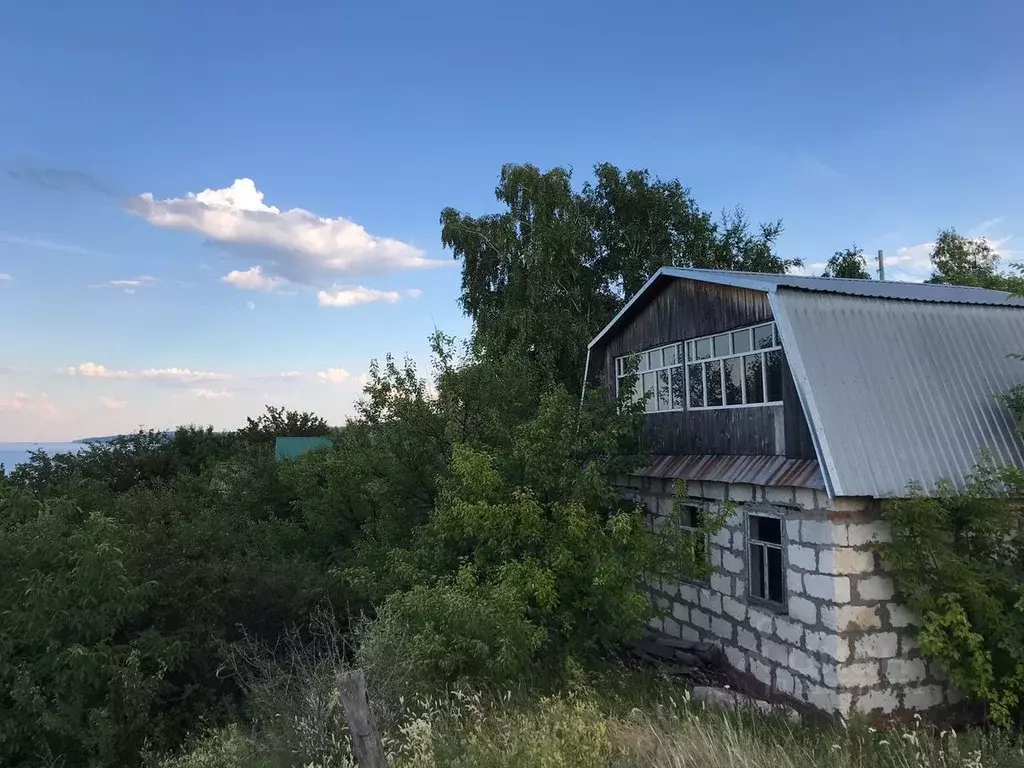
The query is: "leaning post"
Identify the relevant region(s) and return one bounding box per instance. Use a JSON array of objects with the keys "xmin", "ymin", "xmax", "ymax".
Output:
[{"xmin": 337, "ymin": 668, "xmax": 388, "ymax": 768}]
